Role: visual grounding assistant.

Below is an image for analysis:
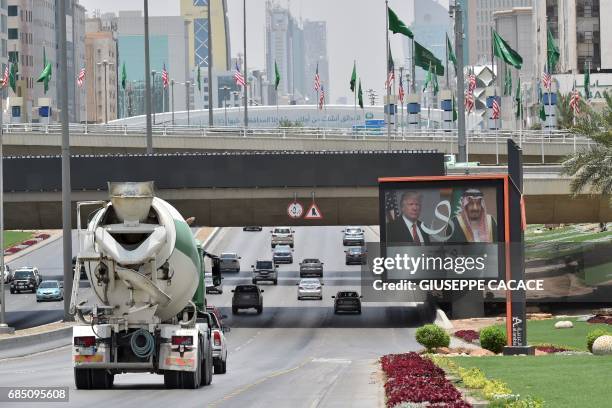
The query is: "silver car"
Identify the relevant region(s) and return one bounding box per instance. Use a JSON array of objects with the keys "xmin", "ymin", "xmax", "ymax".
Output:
[
  {"xmin": 272, "ymin": 245, "xmax": 293, "ymax": 264},
  {"xmin": 219, "ymin": 252, "xmax": 241, "ymax": 273},
  {"xmin": 297, "ymin": 278, "xmax": 323, "ymax": 300},
  {"xmin": 343, "ymin": 227, "xmax": 365, "ymax": 246}
]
